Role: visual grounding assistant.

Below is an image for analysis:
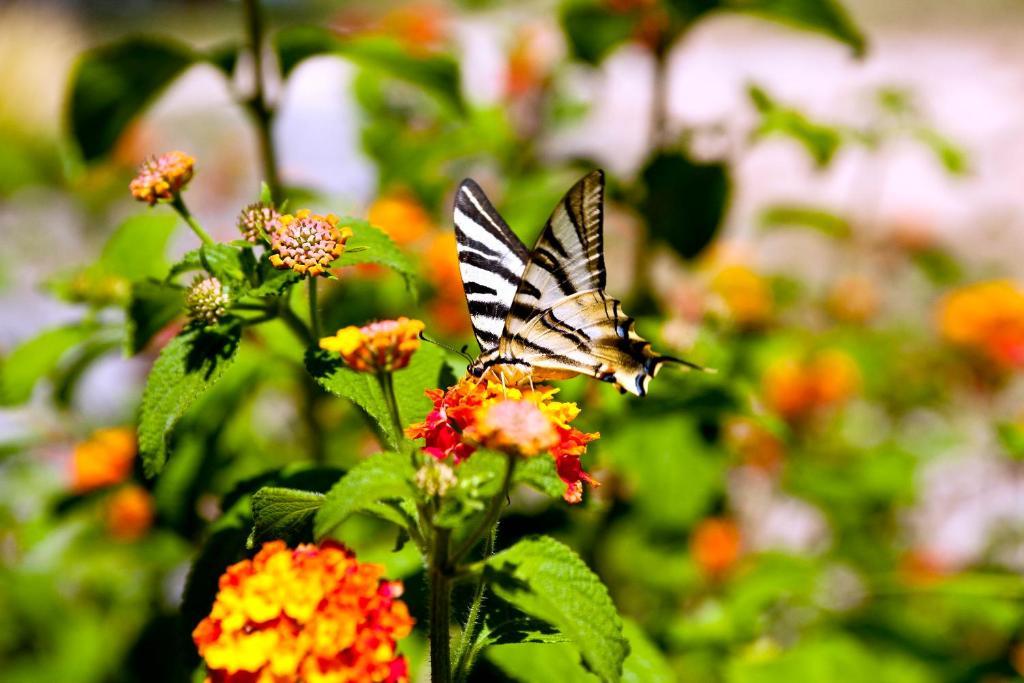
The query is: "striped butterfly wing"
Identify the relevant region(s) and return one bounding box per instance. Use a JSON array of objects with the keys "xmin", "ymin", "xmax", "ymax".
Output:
[
  {"xmin": 502, "ymin": 170, "xmax": 694, "ymax": 396},
  {"xmin": 453, "ymin": 179, "xmax": 530, "ymax": 353}
]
